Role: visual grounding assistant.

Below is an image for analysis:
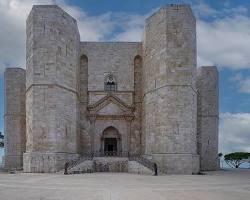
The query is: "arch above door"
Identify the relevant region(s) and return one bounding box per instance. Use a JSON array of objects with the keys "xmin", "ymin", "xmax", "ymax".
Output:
[{"xmin": 101, "ymin": 126, "xmax": 122, "ymax": 155}]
